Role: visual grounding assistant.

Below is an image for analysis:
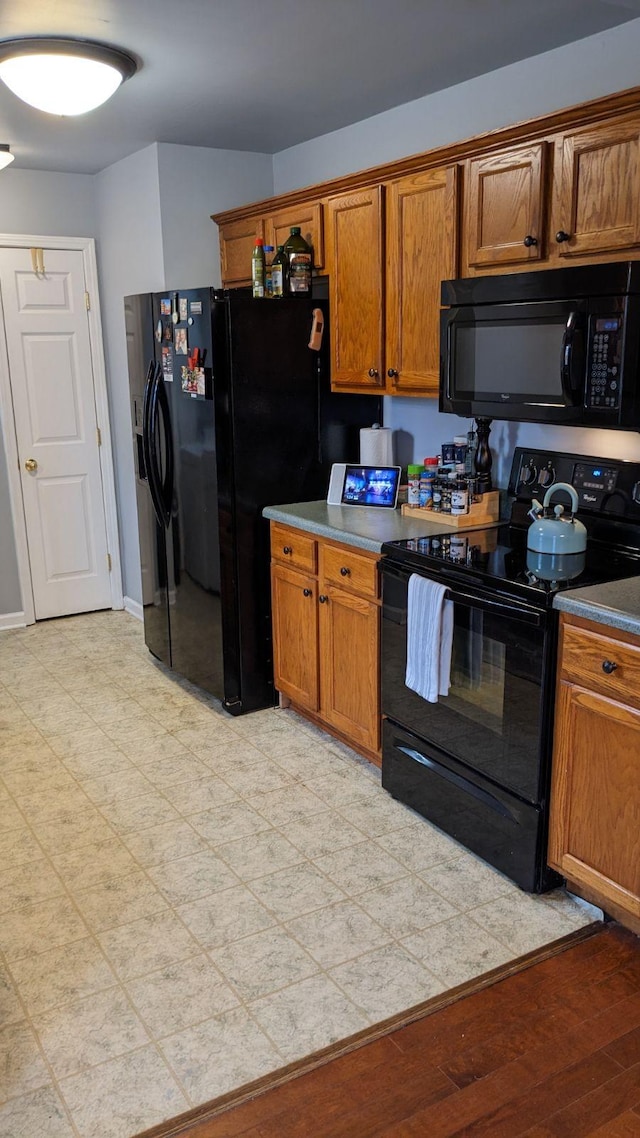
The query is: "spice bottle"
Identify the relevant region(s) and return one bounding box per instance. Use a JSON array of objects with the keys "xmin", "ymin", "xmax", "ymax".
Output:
[
  {"xmin": 419, "ymin": 463, "xmax": 435, "ymax": 508},
  {"xmin": 283, "ymin": 227, "xmax": 312, "ymax": 296},
  {"xmin": 451, "ymin": 478, "xmax": 470, "ymax": 516},
  {"xmin": 407, "ymin": 464, "xmax": 422, "ymax": 506},
  {"xmin": 271, "ymin": 245, "xmax": 287, "ymax": 298},
  {"xmin": 251, "ymin": 237, "xmax": 266, "ymax": 298}
]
